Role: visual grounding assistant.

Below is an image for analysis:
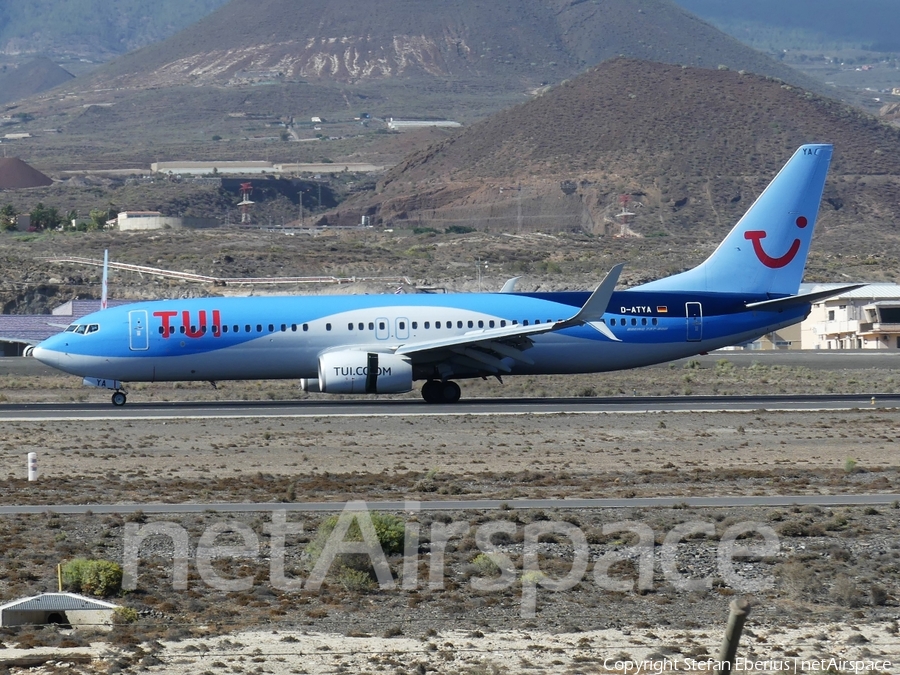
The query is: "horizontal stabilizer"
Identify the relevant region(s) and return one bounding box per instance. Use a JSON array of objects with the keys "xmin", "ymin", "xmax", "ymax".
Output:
[{"xmin": 745, "ymin": 284, "xmax": 866, "ymax": 310}]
